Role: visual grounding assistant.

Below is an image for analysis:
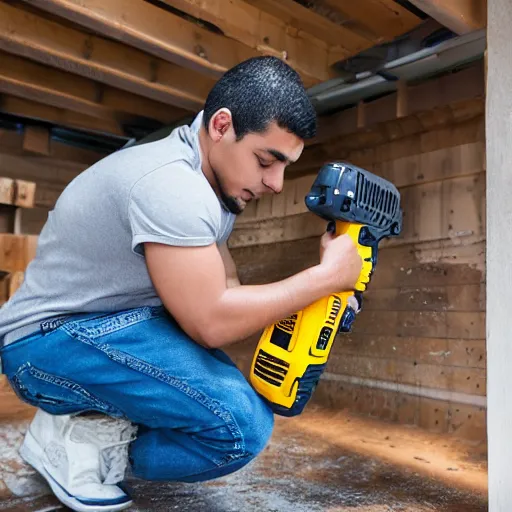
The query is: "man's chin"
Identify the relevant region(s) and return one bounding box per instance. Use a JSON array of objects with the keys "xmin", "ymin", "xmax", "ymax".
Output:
[{"xmin": 223, "ymin": 195, "xmax": 245, "ymax": 215}]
